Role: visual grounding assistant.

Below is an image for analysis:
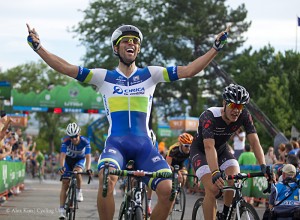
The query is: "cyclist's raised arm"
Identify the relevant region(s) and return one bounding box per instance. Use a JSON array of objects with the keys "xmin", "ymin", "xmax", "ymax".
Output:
[
  {"xmin": 177, "ymin": 25, "xmax": 230, "ymax": 79},
  {"xmin": 26, "ymin": 24, "xmax": 78, "ymax": 78}
]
